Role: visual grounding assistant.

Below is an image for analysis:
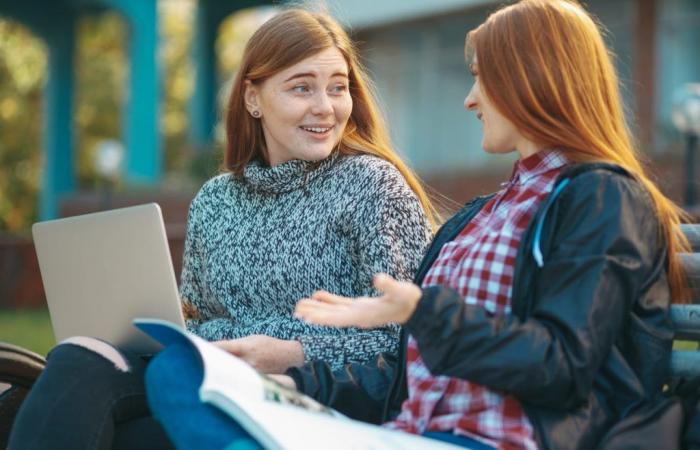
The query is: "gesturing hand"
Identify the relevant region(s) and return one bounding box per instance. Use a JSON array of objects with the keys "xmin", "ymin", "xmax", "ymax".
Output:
[
  {"xmin": 294, "ymin": 273, "xmax": 422, "ymax": 329},
  {"xmin": 214, "ymin": 335, "xmax": 304, "ymax": 374}
]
